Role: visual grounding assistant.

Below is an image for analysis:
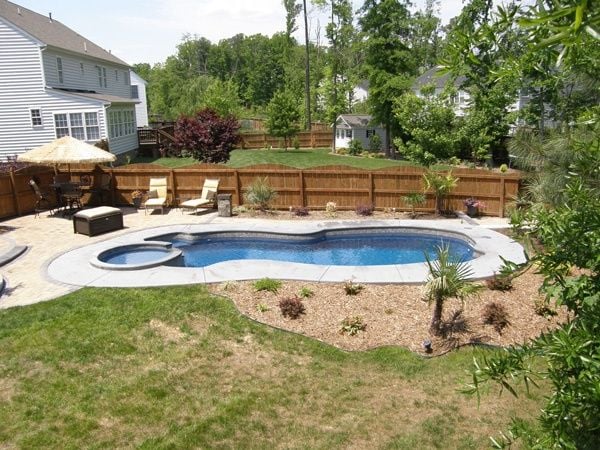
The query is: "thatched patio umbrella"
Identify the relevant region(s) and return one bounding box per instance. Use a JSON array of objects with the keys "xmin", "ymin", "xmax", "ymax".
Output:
[{"xmin": 17, "ymin": 136, "xmax": 116, "ymax": 172}]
